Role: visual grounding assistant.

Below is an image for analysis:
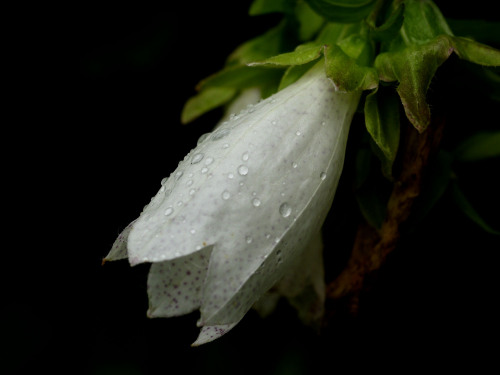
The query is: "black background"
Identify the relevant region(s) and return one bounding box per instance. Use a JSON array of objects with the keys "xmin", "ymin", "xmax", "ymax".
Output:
[{"xmin": 4, "ymin": 1, "xmax": 499, "ymax": 374}]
